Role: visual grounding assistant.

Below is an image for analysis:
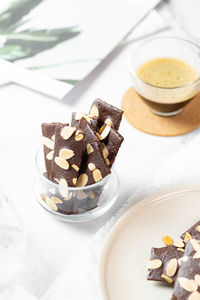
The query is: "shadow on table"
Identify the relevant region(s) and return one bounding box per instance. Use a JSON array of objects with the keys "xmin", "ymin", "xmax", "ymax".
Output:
[{"xmin": 60, "ymin": 186, "xmax": 139, "ymax": 235}]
